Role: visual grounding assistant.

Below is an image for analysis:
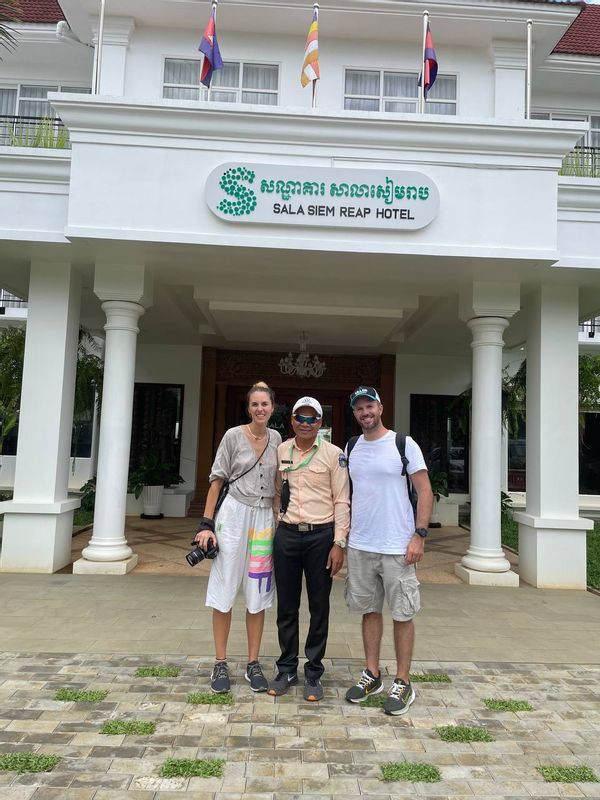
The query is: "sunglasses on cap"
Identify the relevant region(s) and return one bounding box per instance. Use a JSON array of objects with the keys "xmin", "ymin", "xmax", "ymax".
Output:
[{"xmin": 293, "ymin": 413, "xmax": 320, "ymax": 425}]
